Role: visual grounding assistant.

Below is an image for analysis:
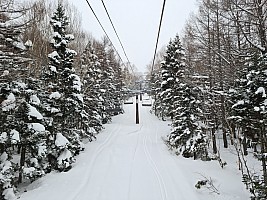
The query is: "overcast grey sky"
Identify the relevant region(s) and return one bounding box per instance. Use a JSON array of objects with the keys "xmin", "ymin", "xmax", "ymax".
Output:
[{"xmin": 67, "ymin": 0, "xmax": 198, "ymax": 73}]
